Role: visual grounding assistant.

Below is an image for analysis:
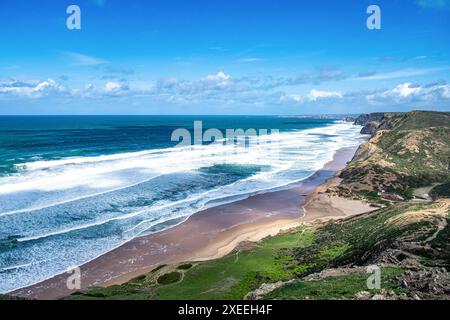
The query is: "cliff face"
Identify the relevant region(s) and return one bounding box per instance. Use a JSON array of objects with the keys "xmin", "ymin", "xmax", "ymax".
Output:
[
  {"xmin": 339, "ymin": 111, "xmax": 450, "ymax": 201},
  {"xmin": 360, "ymin": 121, "xmax": 381, "ymax": 135},
  {"xmin": 263, "ymin": 199, "xmax": 450, "ymax": 301},
  {"xmin": 354, "ymin": 112, "xmax": 404, "ymax": 135},
  {"xmin": 354, "ymin": 113, "xmax": 388, "ymax": 126},
  {"xmin": 260, "ymin": 111, "xmax": 450, "ymax": 300},
  {"xmin": 264, "ymin": 111, "xmax": 450, "ymax": 300}
]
